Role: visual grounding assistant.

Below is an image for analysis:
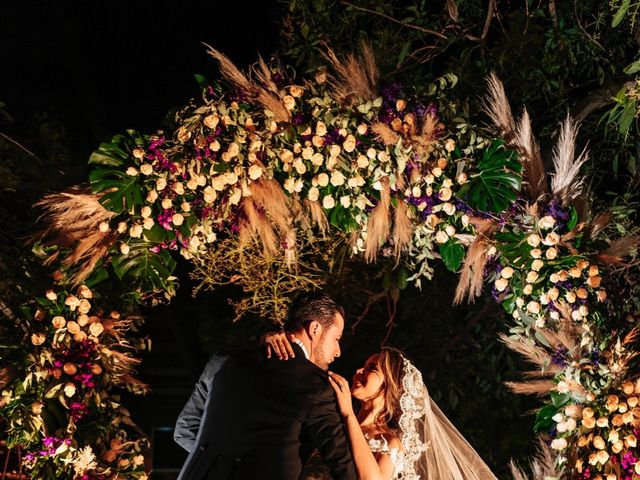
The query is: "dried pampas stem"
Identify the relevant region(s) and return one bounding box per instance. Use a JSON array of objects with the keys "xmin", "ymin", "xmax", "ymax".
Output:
[
  {"xmin": 34, "ymin": 188, "xmax": 117, "ymax": 283},
  {"xmin": 324, "ymin": 41, "xmax": 379, "ymax": 105},
  {"xmin": 504, "ymin": 379, "xmax": 556, "ymax": 396},
  {"xmin": 597, "ymin": 234, "xmax": 640, "ymax": 264},
  {"xmin": 483, "ymin": 73, "xmax": 516, "ymax": 143},
  {"xmin": 239, "ymin": 198, "xmax": 278, "ymax": 256},
  {"xmin": 364, "ymin": 177, "xmax": 391, "ymax": 262},
  {"xmin": 206, "ymin": 45, "xmax": 290, "ymax": 122},
  {"xmin": 371, "ymin": 122, "xmax": 399, "ymax": 146},
  {"xmin": 516, "ymin": 109, "xmax": 547, "ymax": 200},
  {"xmin": 551, "ymin": 115, "xmax": 588, "ymax": 204},
  {"xmin": 392, "ymin": 200, "xmax": 412, "ymax": 260},
  {"xmin": 454, "ymin": 218, "xmax": 497, "ymax": 304}
]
